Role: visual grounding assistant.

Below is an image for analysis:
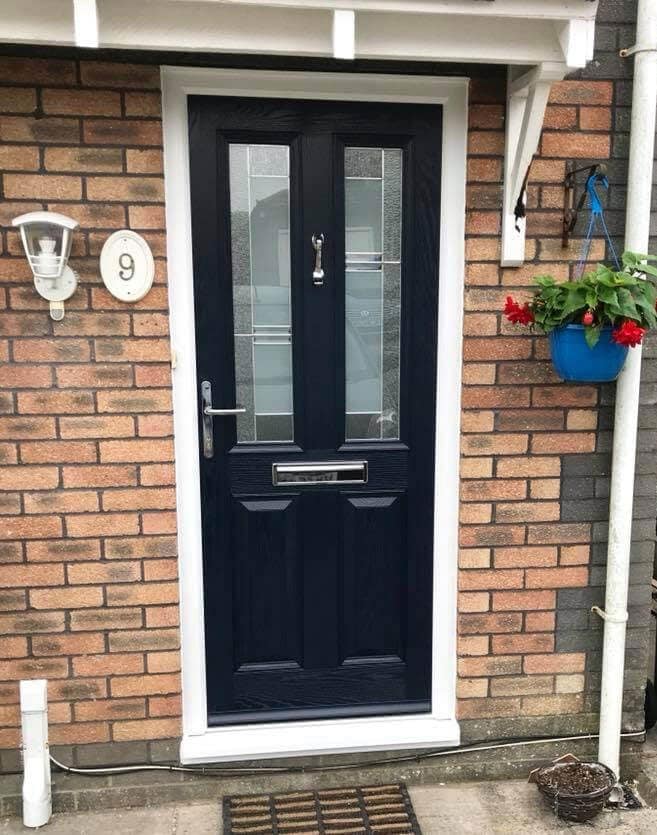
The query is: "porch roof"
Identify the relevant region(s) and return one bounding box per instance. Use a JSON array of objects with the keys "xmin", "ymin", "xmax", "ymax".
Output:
[{"xmin": 1, "ymin": 1, "xmax": 597, "ymax": 71}]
